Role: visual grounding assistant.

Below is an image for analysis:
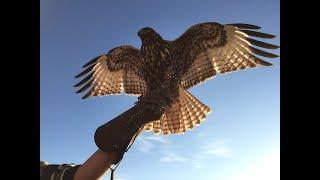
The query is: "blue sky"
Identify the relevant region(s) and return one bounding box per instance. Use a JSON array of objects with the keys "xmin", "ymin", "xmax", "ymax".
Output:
[{"xmin": 40, "ymin": 0, "xmax": 279, "ymax": 179}]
